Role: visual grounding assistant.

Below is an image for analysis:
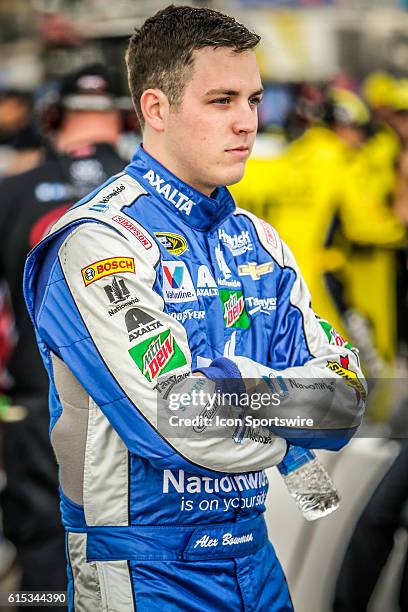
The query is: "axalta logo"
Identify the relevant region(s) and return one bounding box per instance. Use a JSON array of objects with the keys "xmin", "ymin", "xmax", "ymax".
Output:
[
  {"xmin": 98, "ymin": 183, "xmax": 125, "ymax": 204},
  {"xmin": 155, "ymin": 232, "xmax": 187, "ymax": 256},
  {"xmin": 81, "ymin": 257, "xmax": 135, "ymax": 286},
  {"xmin": 129, "ymin": 329, "xmax": 187, "ymax": 382},
  {"xmin": 162, "ymin": 261, "xmax": 197, "ymax": 303},
  {"xmin": 143, "ymin": 169, "xmax": 196, "ymax": 216},
  {"xmin": 112, "ymin": 215, "xmax": 152, "ymax": 250},
  {"xmin": 197, "ymin": 265, "xmax": 218, "ymax": 297},
  {"xmin": 220, "ymin": 290, "xmax": 250, "ymax": 329},
  {"xmin": 218, "ymin": 228, "xmax": 253, "ymax": 256},
  {"xmin": 245, "ymin": 296, "xmax": 277, "ymax": 315}
]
